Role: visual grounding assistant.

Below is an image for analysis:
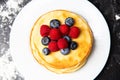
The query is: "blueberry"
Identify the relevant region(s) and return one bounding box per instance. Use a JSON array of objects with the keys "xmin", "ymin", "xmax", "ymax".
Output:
[
  {"xmin": 50, "ymin": 19, "xmax": 60, "ymax": 28},
  {"xmin": 42, "ymin": 48, "xmax": 50, "ymax": 55},
  {"xmin": 63, "ymin": 36, "xmax": 71, "ymax": 43},
  {"xmin": 60, "ymin": 48, "xmax": 70, "ymax": 55},
  {"xmin": 65, "ymin": 17, "xmax": 74, "ymax": 27},
  {"xmin": 41, "ymin": 37, "xmax": 51, "ymax": 45},
  {"xmin": 70, "ymin": 41, "xmax": 78, "ymax": 50}
]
